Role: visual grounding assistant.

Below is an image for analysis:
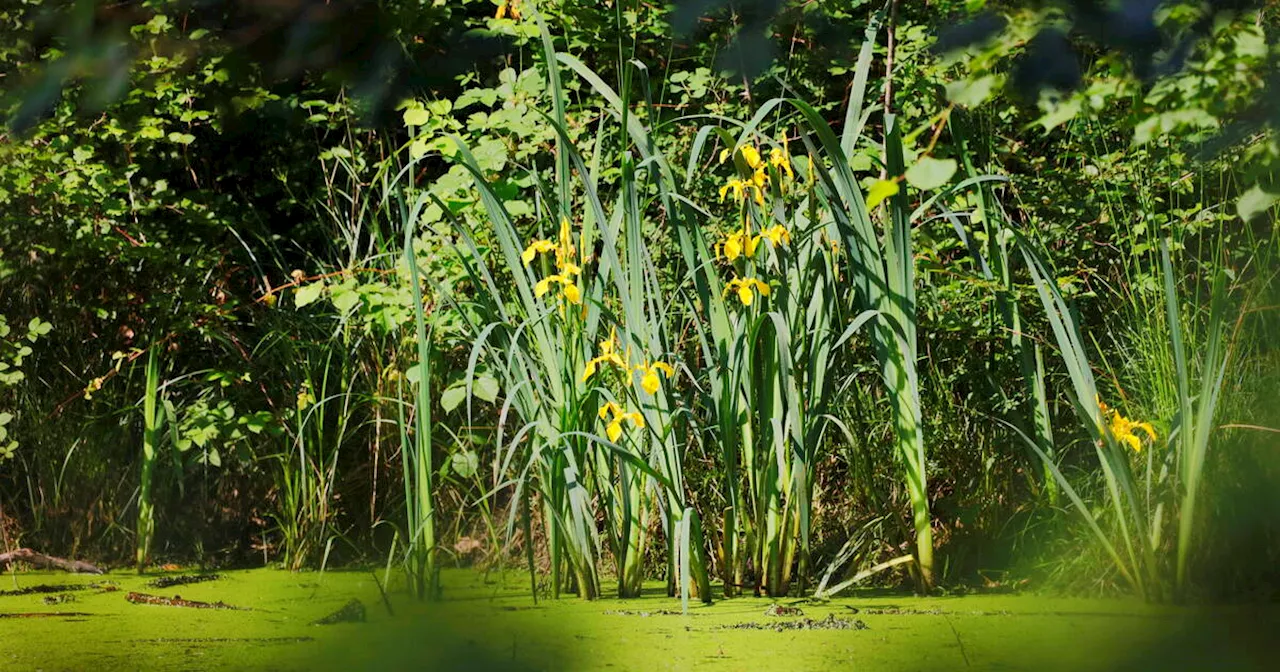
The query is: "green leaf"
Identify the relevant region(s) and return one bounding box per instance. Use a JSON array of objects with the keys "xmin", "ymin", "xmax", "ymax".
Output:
[
  {"xmin": 473, "ymin": 138, "xmax": 508, "ymax": 173},
  {"xmin": 441, "ymin": 385, "xmax": 467, "ymax": 413},
  {"xmin": 403, "ymin": 106, "xmax": 431, "ymax": 127},
  {"xmin": 865, "ymin": 179, "xmax": 900, "ymax": 210},
  {"xmin": 905, "ymin": 157, "xmax": 957, "ymax": 191},
  {"xmin": 330, "ymin": 283, "xmax": 361, "ymax": 313},
  {"xmin": 239, "ymin": 411, "xmax": 273, "ymax": 434},
  {"xmin": 409, "ymin": 136, "xmax": 431, "ymax": 159},
  {"xmin": 1035, "ymin": 97, "xmax": 1081, "ymax": 132},
  {"xmin": 473, "ymin": 375, "xmax": 500, "ymax": 403},
  {"xmin": 27, "ymin": 318, "xmax": 51, "ymax": 339},
  {"xmin": 450, "ymin": 450, "xmax": 479, "ymax": 478},
  {"xmin": 1237, "ymin": 184, "xmax": 1279, "ymax": 222},
  {"xmin": 294, "ymin": 282, "xmax": 325, "ymax": 308},
  {"xmin": 0, "ymin": 412, "xmax": 12, "ymax": 426},
  {"xmin": 945, "ymin": 75, "xmax": 997, "ymax": 108}
]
